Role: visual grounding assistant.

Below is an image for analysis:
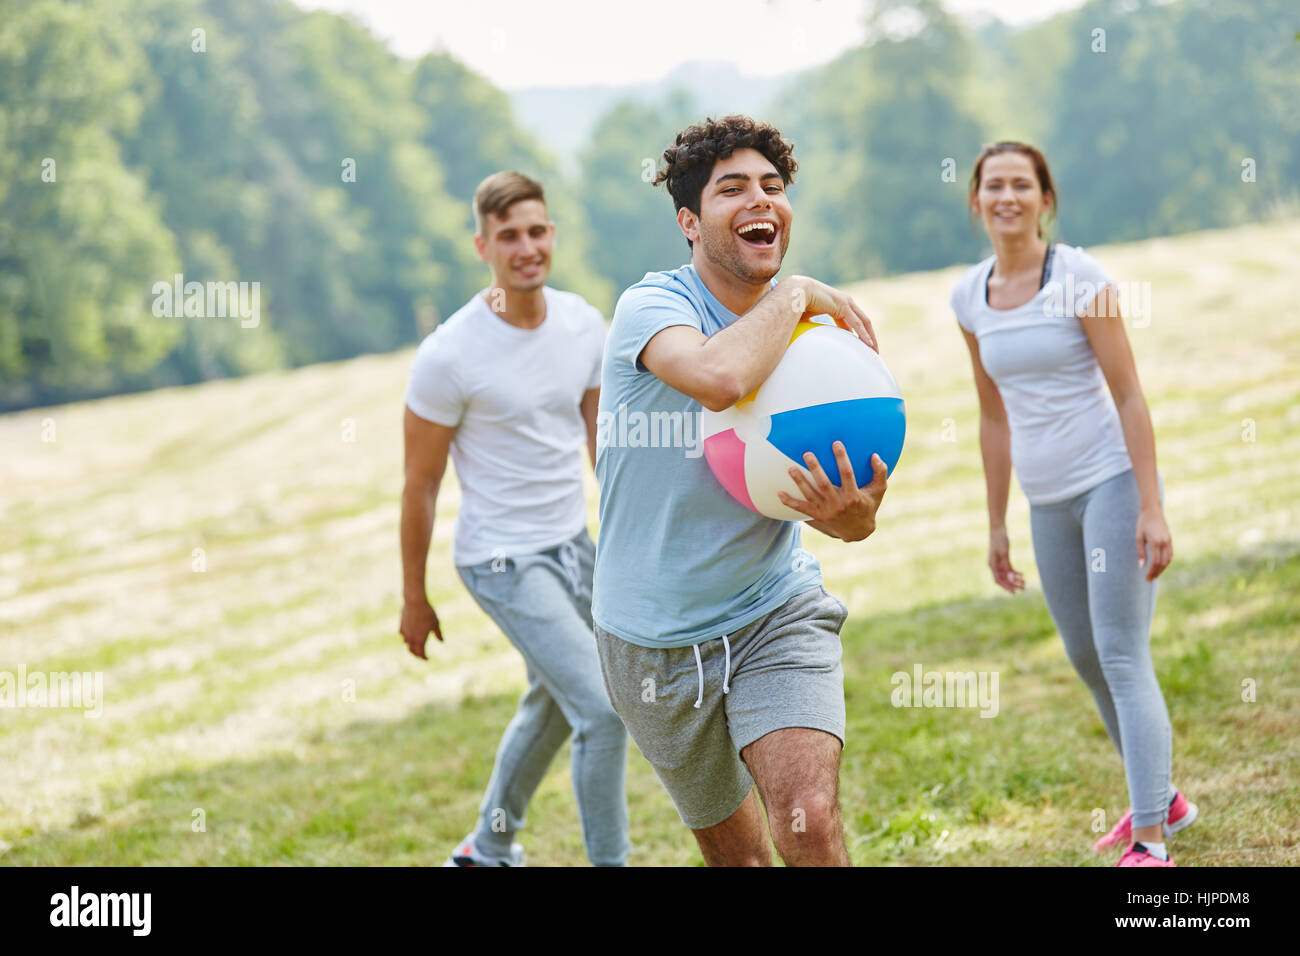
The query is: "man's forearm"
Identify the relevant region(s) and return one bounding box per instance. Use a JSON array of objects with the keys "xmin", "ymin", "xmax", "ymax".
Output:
[
  {"xmin": 584, "ymin": 407, "xmax": 599, "ymax": 470},
  {"xmin": 400, "ymin": 481, "xmax": 438, "ymax": 602},
  {"xmin": 699, "ymin": 277, "xmax": 804, "ymax": 402}
]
